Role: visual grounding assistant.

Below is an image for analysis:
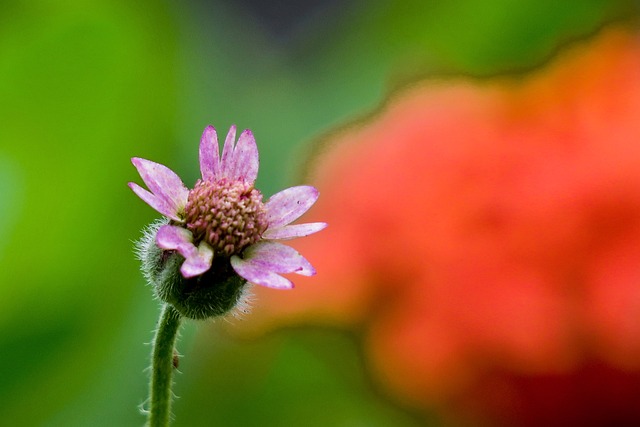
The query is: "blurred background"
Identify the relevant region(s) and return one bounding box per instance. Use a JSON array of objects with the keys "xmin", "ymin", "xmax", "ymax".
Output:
[{"xmin": 2, "ymin": 0, "xmax": 640, "ymax": 426}]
